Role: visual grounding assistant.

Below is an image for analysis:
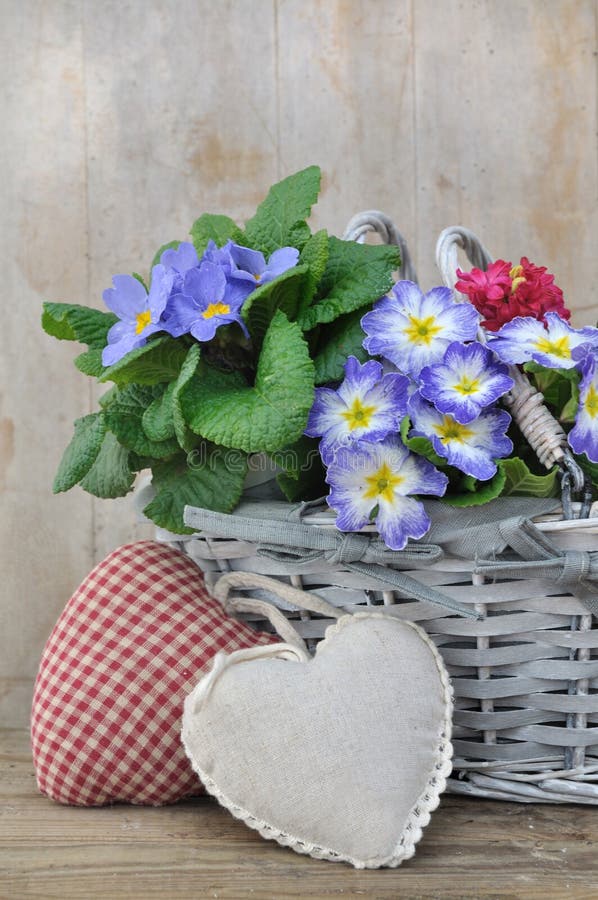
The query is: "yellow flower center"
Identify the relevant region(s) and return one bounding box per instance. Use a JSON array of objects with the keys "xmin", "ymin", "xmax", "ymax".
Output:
[
  {"xmin": 341, "ymin": 397, "xmax": 377, "ymax": 431},
  {"xmin": 434, "ymin": 415, "xmax": 474, "ymax": 444},
  {"xmin": 453, "ymin": 376, "xmax": 480, "ymax": 395},
  {"xmin": 202, "ymin": 301, "xmax": 231, "ymax": 320},
  {"xmin": 585, "ymin": 384, "xmax": 598, "ymax": 419},
  {"xmin": 509, "ymin": 264, "xmax": 526, "ymax": 294},
  {"xmin": 363, "ymin": 462, "xmax": 403, "ymax": 503},
  {"xmin": 135, "ymin": 310, "xmax": 152, "ymax": 335},
  {"xmin": 533, "ymin": 334, "xmax": 571, "ymax": 359},
  {"xmin": 404, "ymin": 314, "xmax": 442, "ymax": 345}
]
